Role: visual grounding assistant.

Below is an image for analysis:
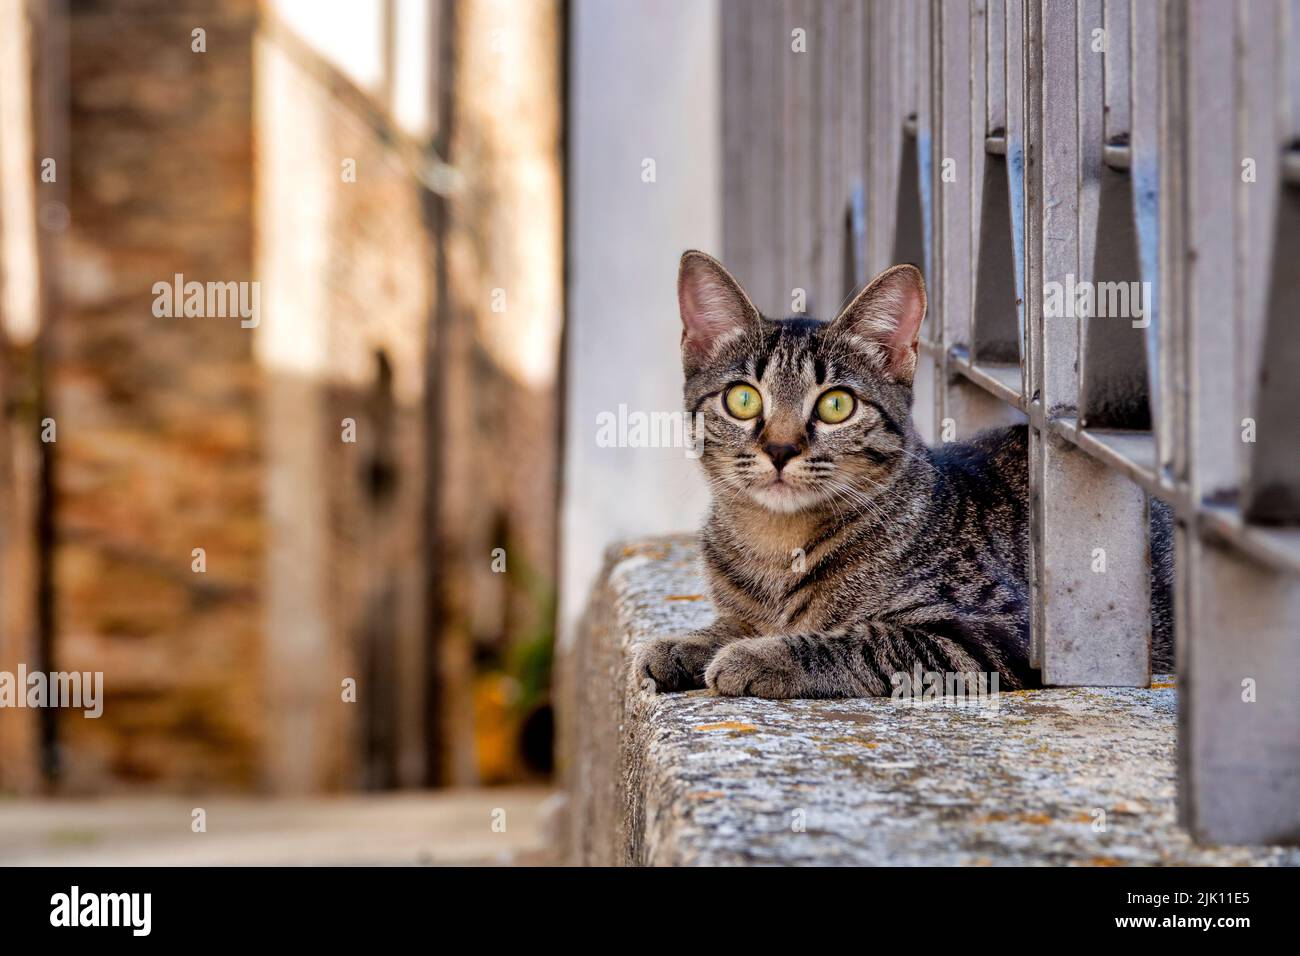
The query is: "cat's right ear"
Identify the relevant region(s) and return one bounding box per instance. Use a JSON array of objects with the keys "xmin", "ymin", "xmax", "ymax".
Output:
[
  {"xmin": 678, "ymin": 251, "xmax": 759, "ymax": 370},
  {"xmin": 828, "ymin": 263, "xmax": 927, "ymax": 385}
]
